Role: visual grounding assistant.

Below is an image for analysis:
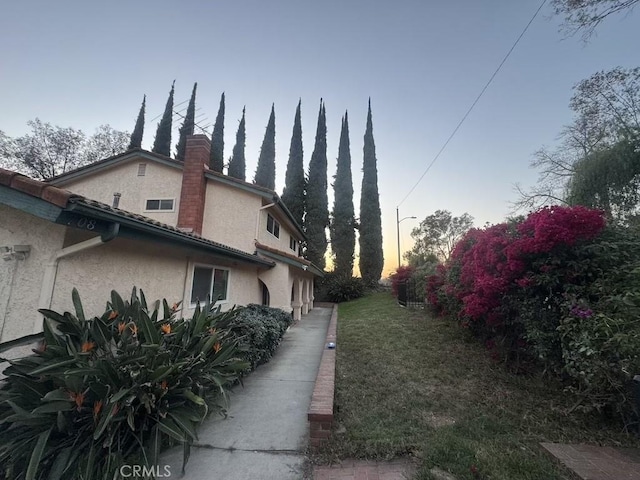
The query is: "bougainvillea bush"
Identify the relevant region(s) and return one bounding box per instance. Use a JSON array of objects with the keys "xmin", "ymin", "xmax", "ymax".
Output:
[
  {"xmin": 390, "ymin": 266, "xmax": 414, "ymax": 297},
  {"xmin": 0, "ymin": 289, "xmax": 248, "ymax": 480},
  {"xmin": 426, "ymin": 205, "xmax": 640, "ymax": 424}
]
